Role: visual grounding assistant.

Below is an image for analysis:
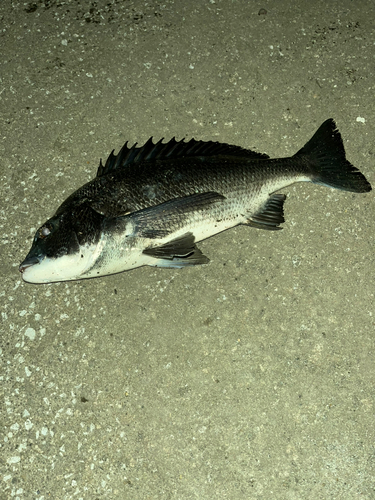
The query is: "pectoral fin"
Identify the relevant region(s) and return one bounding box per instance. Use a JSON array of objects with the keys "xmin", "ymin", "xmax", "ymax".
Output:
[
  {"xmin": 134, "ymin": 191, "xmax": 226, "ymax": 239},
  {"xmin": 104, "ymin": 191, "xmax": 226, "ymax": 239},
  {"xmin": 143, "ymin": 232, "xmax": 209, "ymax": 268}
]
